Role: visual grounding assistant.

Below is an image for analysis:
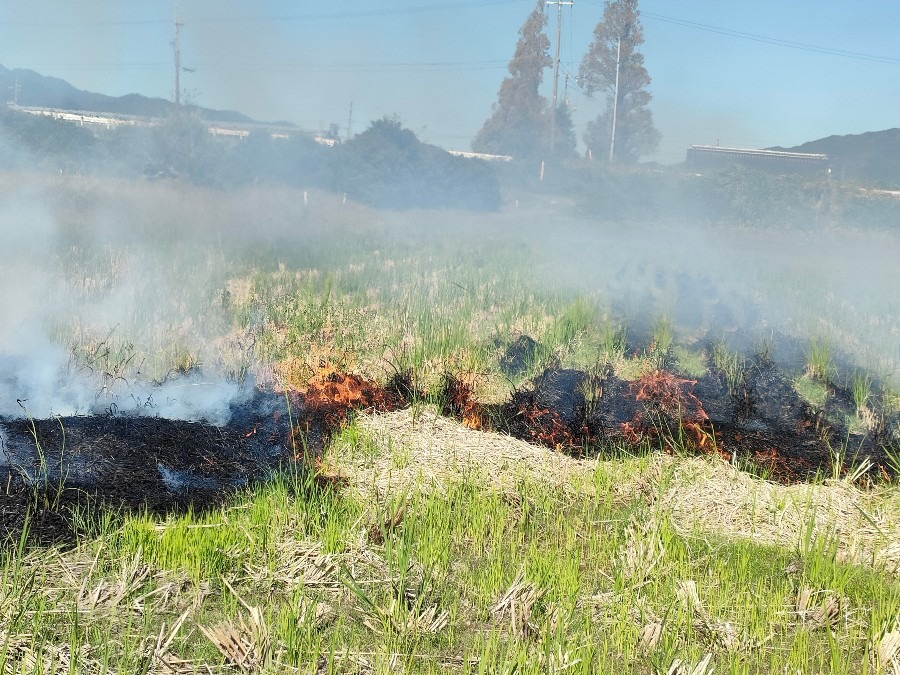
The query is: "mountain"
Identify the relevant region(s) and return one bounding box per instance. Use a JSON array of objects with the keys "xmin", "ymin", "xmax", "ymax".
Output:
[
  {"xmin": 0, "ymin": 64, "xmax": 256, "ymax": 124},
  {"xmin": 770, "ymin": 129, "xmax": 900, "ymax": 186}
]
